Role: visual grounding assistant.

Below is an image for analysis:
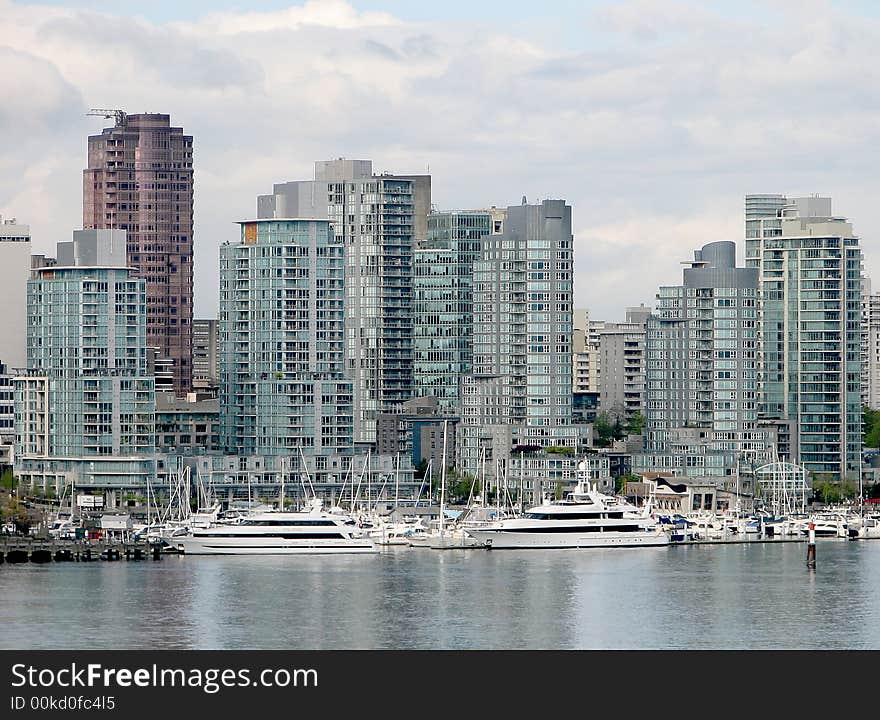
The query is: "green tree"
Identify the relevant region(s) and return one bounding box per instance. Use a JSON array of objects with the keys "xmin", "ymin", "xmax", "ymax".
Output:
[
  {"xmin": 626, "ymin": 412, "xmax": 645, "ymax": 436},
  {"xmin": 545, "ymin": 446, "xmax": 574, "ymax": 456},
  {"xmin": 864, "ymin": 406, "xmax": 880, "ymax": 447},
  {"xmin": 594, "ymin": 412, "xmax": 616, "ymax": 448},
  {"xmin": 0, "ymin": 492, "xmax": 33, "ymax": 533},
  {"xmin": 444, "ymin": 470, "xmax": 478, "ymax": 504},
  {"xmin": 0, "ymin": 469, "xmax": 15, "ymax": 492},
  {"xmin": 812, "ymin": 478, "xmax": 857, "ymax": 504},
  {"xmin": 615, "ymin": 472, "xmax": 639, "ymax": 495},
  {"xmin": 414, "ymin": 459, "xmax": 428, "ymax": 480}
]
